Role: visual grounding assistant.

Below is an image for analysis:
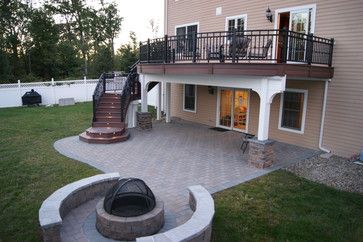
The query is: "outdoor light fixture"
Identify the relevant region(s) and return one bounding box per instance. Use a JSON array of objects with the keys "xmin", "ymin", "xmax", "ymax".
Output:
[{"xmin": 266, "ymin": 7, "xmax": 273, "ymax": 22}]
